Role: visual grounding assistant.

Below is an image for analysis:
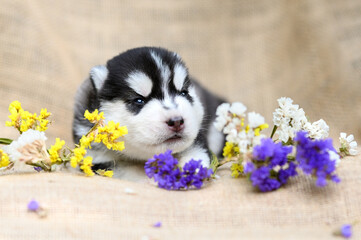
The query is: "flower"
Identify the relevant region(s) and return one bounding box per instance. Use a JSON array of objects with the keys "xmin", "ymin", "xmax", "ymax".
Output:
[
  {"xmin": 339, "ymin": 132, "xmax": 358, "ymax": 156},
  {"xmin": 80, "ymin": 156, "xmax": 94, "ymax": 176},
  {"xmin": 229, "ymin": 102, "xmax": 247, "ymax": 116},
  {"xmin": 3, "ymin": 129, "xmax": 50, "ymax": 165},
  {"xmin": 250, "ymin": 166, "xmax": 281, "ymax": 192},
  {"xmin": 294, "ymin": 131, "xmax": 340, "ymax": 187},
  {"xmin": 153, "ymin": 221, "xmax": 162, "ymax": 228},
  {"xmin": 70, "ymin": 146, "xmax": 87, "ymax": 168},
  {"xmin": 145, "ymin": 150, "xmax": 212, "ymax": 190},
  {"xmin": 273, "ymin": 97, "xmax": 308, "ymax": 142},
  {"xmin": 48, "ymin": 138, "xmax": 65, "ymax": 164},
  {"xmin": 5, "ymin": 101, "xmax": 51, "ymax": 133},
  {"xmin": 340, "ymin": 224, "xmax": 352, "ymax": 238},
  {"xmin": 84, "ymin": 109, "xmax": 104, "ymax": 123},
  {"xmin": 223, "ymin": 142, "xmax": 239, "ymax": 158},
  {"xmin": 95, "ymin": 121, "xmax": 128, "ymax": 151},
  {"xmin": 304, "ymin": 119, "xmax": 329, "ymax": 140},
  {"xmin": 96, "ymin": 169, "xmax": 114, "ymax": 178},
  {"xmin": 27, "ymin": 199, "xmax": 40, "ymax": 211},
  {"xmin": 230, "ymin": 163, "xmax": 243, "ymax": 178},
  {"xmin": 247, "ymin": 138, "xmax": 296, "ymax": 191},
  {"xmin": 0, "ymin": 149, "xmax": 10, "ymax": 168}
]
